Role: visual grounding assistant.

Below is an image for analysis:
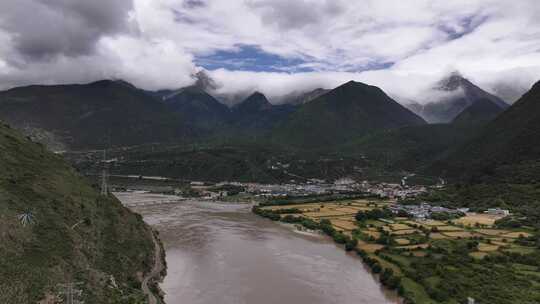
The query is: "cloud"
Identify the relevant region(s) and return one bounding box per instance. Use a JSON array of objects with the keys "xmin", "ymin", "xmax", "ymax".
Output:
[
  {"xmin": 0, "ymin": 0, "xmax": 134, "ymax": 60},
  {"xmin": 0, "ymin": 0, "xmax": 538, "ymax": 102}
]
